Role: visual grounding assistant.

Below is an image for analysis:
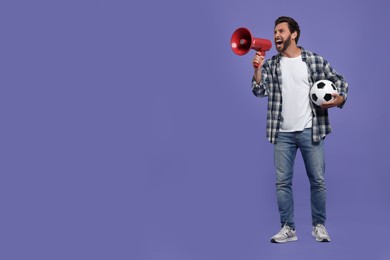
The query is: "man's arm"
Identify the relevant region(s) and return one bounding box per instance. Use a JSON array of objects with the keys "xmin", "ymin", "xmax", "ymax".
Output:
[
  {"xmin": 320, "ymin": 59, "xmax": 349, "ymax": 109},
  {"xmin": 251, "ymin": 52, "xmax": 268, "ymax": 97}
]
